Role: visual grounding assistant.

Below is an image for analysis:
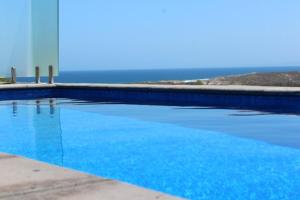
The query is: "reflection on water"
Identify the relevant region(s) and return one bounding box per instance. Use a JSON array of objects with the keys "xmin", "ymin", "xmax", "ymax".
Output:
[
  {"xmin": 2, "ymin": 99, "xmax": 300, "ymax": 158},
  {"xmin": 65, "ymin": 102, "xmax": 300, "ymax": 149},
  {"xmin": 36, "ymin": 100, "xmax": 42, "ymax": 114},
  {"xmin": 33, "ymin": 99, "xmax": 63, "ymax": 166},
  {"xmin": 12, "ymin": 102, "xmax": 17, "ymax": 117},
  {"xmin": 4, "ymin": 99, "xmax": 64, "ymax": 166}
]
